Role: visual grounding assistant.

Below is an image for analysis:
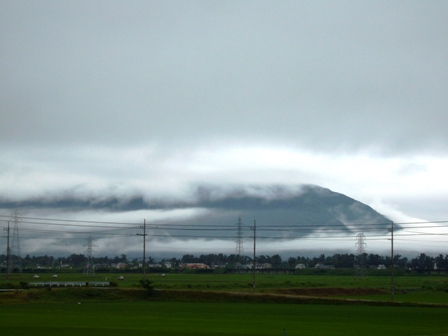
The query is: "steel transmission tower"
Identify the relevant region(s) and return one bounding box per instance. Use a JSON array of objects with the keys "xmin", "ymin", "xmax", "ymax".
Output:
[
  {"xmin": 84, "ymin": 235, "xmax": 96, "ymax": 276},
  {"xmin": 10, "ymin": 210, "xmax": 22, "ymax": 273},
  {"xmin": 235, "ymin": 216, "xmax": 244, "ymax": 261},
  {"xmin": 355, "ymin": 233, "xmax": 367, "ymax": 278}
]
